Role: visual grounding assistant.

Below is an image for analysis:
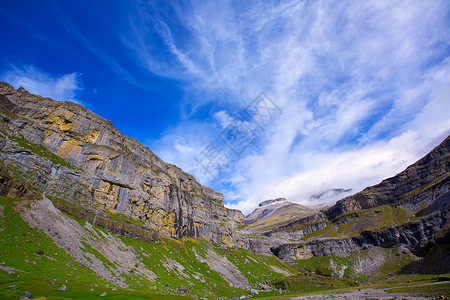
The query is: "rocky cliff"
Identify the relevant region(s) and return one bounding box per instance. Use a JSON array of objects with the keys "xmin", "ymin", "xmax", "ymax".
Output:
[
  {"xmin": 326, "ymin": 135, "xmax": 450, "ymax": 220},
  {"xmin": 272, "ymin": 209, "xmax": 449, "ymax": 261},
  {"xmin": 0, "ymin": 82, "xmax": 243, "ymax": 246}
]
